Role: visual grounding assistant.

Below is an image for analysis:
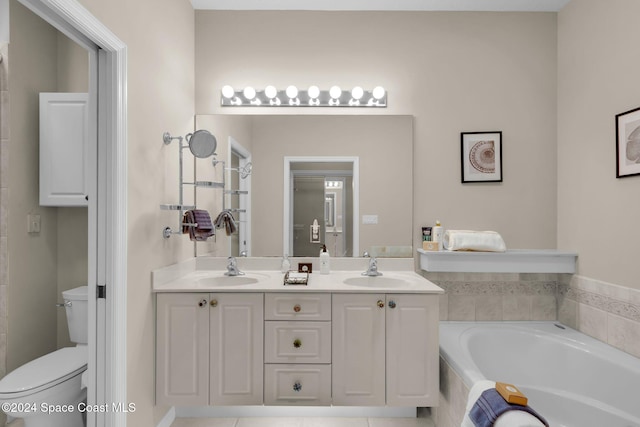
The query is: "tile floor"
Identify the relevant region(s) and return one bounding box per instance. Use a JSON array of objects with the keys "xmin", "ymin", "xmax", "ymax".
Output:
[{"xmin": 171, "ymin": 417, "xmax": 435, "ymax": 427}]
